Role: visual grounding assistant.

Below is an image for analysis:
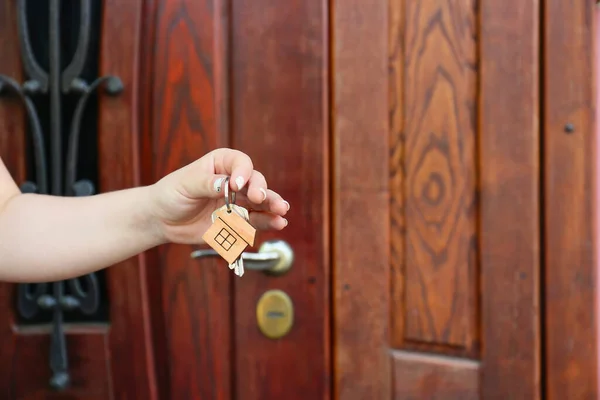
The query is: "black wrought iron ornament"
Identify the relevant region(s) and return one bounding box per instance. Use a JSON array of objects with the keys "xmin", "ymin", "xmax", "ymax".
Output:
[{"xmin": 0, "ymin": 0, "xmax": 121, "ymax": 390}]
